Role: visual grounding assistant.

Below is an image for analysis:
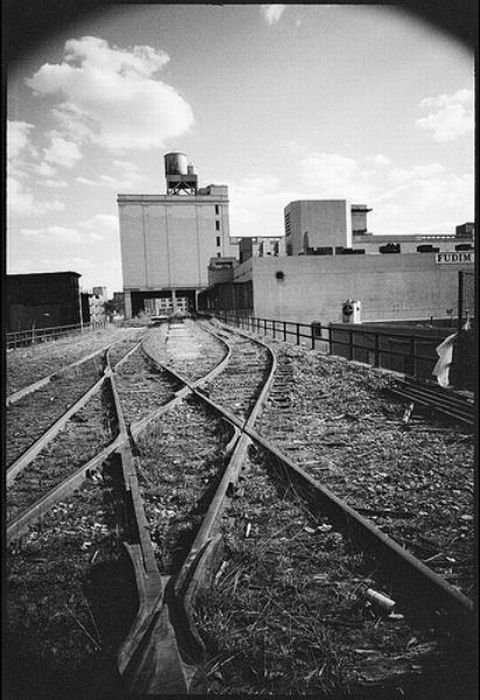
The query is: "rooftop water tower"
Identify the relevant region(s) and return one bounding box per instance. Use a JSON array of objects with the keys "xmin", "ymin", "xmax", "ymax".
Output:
[{"xmin": 164, "ymin": 152, "xmax": 198, "ymax": 195}]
